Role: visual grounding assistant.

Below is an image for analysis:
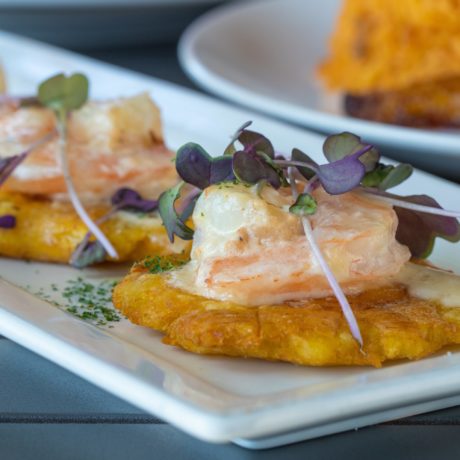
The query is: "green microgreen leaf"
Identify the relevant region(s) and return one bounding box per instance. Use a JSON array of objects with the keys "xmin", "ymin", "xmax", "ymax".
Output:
[
  {"xmin": 378, "ymin": 163, "xmax": 413, "ymax": 190},
  {"xmin": 158, "ymin": 182, "xmax": 195, "ymax": 242},
  {"xmin": 323, "ymin": 132, "xmax": 379, "ymax": 172},
  {"xmin": 361, "ymin": 163, "xmax": 394, "ymax": 188},
  {"xmin": 362, "ymin": 163, "xmax": 413, "ymax": 190},
  {"xmin": 38, "ymin": 73, "xmax": 89, "ymax": 114},
  {"xmin": 289, "ymin": 193, "xmax": 317, "ymax": 216}
]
